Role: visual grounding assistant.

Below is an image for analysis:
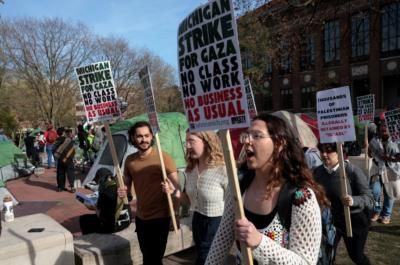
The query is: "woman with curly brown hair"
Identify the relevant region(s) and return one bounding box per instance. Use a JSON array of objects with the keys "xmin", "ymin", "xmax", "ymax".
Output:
[
  {"xmin": 162, "ymin": 130, "xmax": 228, "ymax": 265},
  {"xmin": 205, "ymin": 113, "xmax": 329, "ymax": 265}
]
